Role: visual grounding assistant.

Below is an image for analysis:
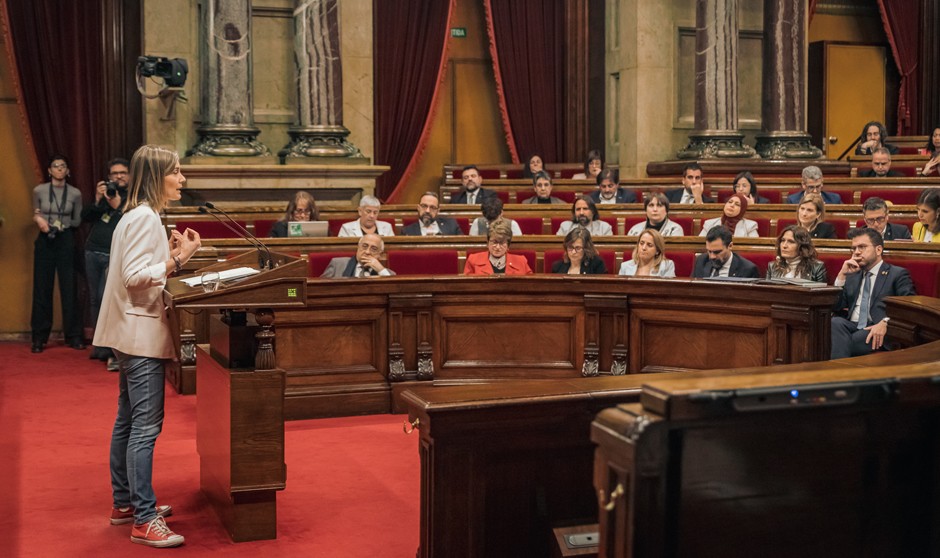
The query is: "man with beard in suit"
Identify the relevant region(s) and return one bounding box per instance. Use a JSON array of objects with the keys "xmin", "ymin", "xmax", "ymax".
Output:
[{"xmin": 691, "ymin": 226, "xmax": 759, "ymax": 279}]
